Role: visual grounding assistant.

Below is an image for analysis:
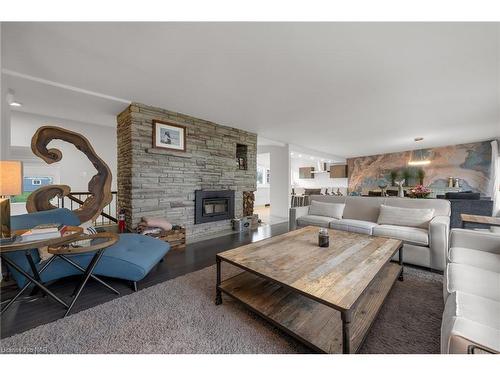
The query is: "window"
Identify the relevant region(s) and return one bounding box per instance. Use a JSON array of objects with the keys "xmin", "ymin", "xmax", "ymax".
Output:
[
  {"xmin": 257, "ymin": 165, "xmax": 270, "ymax": 186},
  {"xmin": 11, "ymin": 176, "xmax": 54, "ymax": 203}
]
